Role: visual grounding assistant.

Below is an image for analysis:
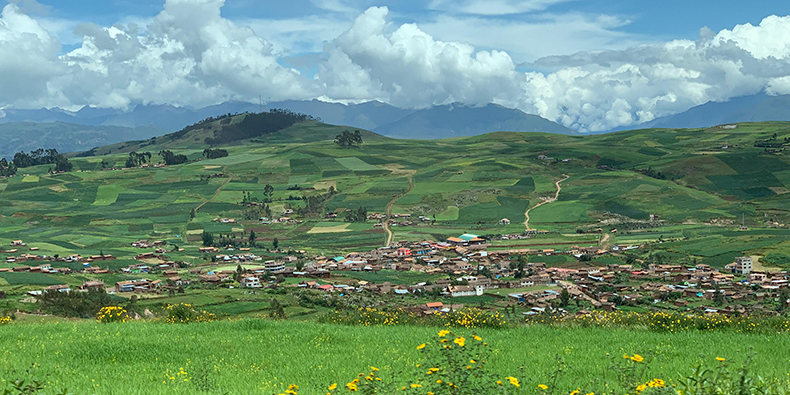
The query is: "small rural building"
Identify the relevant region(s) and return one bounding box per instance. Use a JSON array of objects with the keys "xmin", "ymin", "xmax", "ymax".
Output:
[{"xmin": 448, "ymin": 285, "xmax": 485, "ymax": 297}]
